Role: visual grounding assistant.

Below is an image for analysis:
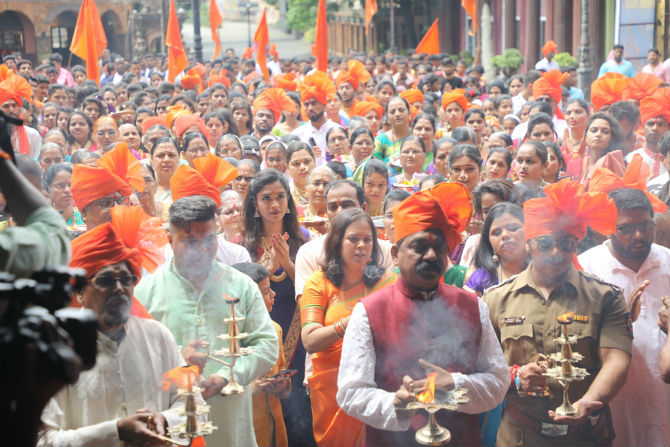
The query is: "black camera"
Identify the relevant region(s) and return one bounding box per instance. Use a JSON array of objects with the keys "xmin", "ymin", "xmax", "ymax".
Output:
[{"xmin": 0, "ymin": 267, "xmax": 98, "ymax": 384}]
